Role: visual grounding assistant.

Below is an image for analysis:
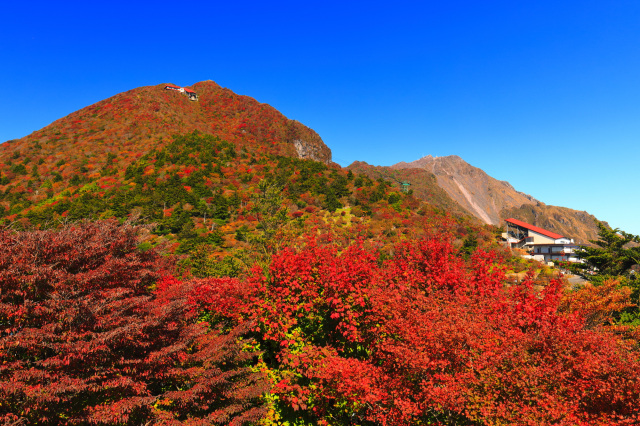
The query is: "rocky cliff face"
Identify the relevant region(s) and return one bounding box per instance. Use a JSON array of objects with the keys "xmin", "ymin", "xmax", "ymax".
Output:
[
  {"xmin": 393, "ymin": 155, "xmax": 601, "ymax": 242},
  {"xmin": 393, "ymin": 155, "xmax": 536, "ymax": 225},
  {"xmin": 293, "ymin": 138, "xmax": 329, "ymax": 163}
]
